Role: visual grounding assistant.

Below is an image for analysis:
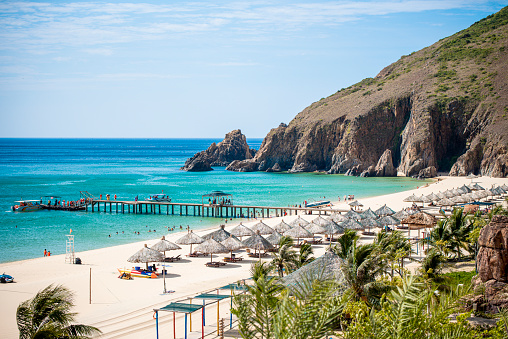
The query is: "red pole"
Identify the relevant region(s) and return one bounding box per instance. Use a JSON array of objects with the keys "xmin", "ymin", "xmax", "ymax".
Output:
[{"xmin": 173, "ymin": 311, "xmax": 176, "ymax": 339}]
